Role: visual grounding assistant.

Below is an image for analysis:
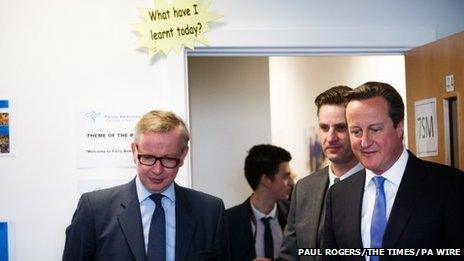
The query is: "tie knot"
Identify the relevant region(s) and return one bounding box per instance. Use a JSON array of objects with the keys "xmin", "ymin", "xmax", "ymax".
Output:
[
  {"xmin": 373, "ymin": 176, "xmax": 386, "ymax": 189},
  {"xmin": 261, "ymin": 216, "xmax": 272, "ymax": 225},
  {"xmin": 334, "ymin": 177, "xmax": 340, "ymax": 184},
  {"xmin": 149, "ymin": 193, "xmax": 164, "ymax": 205}
]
